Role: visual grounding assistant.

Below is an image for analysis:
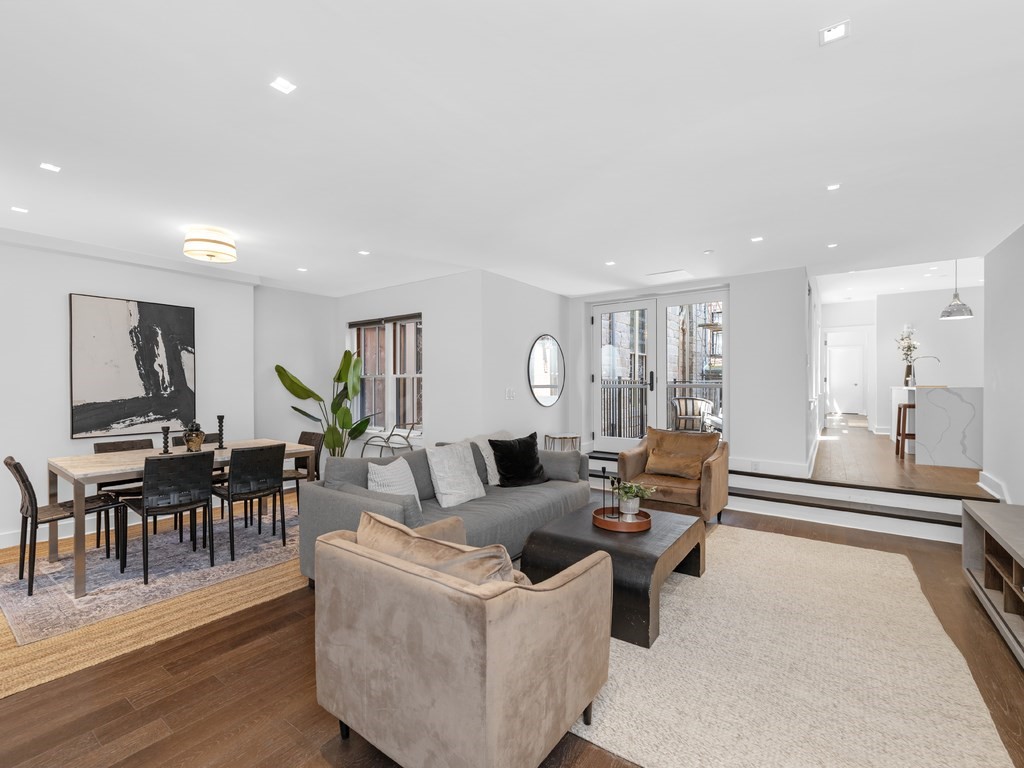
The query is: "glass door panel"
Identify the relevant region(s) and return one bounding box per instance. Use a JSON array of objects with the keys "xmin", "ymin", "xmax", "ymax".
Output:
[
  {"xmin": 661, "ymin": 292, "xmax": 726, "ymax": 435},
  {"xmin": 593, "ymin": 300, "xmax": 656, "ymax": 451}
]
